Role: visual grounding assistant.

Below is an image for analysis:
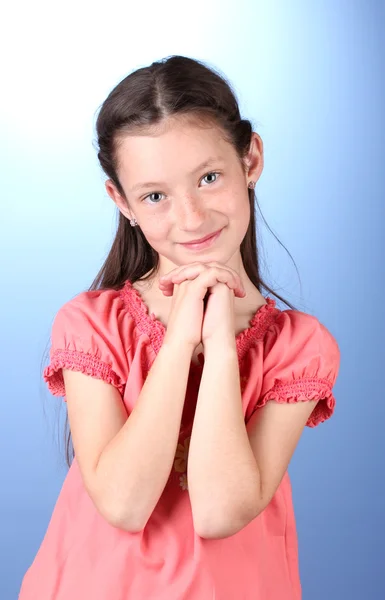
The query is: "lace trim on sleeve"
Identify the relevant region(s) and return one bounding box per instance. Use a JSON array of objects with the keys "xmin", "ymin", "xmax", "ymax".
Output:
[
  {"xmin": 43, "ymin": 349, "xmax": 125, "ymax": 398},
  {"xmin": 257, "ymin": 377, "xmax": 336, "ymax": 427}
]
